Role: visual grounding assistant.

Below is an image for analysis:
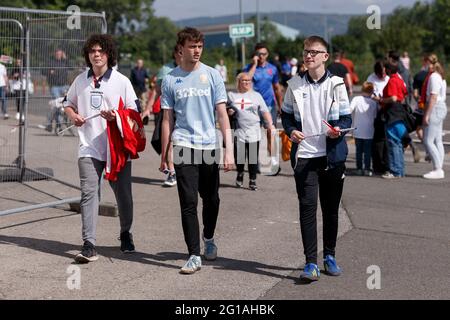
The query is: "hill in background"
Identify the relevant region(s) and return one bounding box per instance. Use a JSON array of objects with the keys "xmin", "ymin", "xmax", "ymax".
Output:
[{"xmin": 174, "ymin": 11, "xmax": 355, "ymax": 37}]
